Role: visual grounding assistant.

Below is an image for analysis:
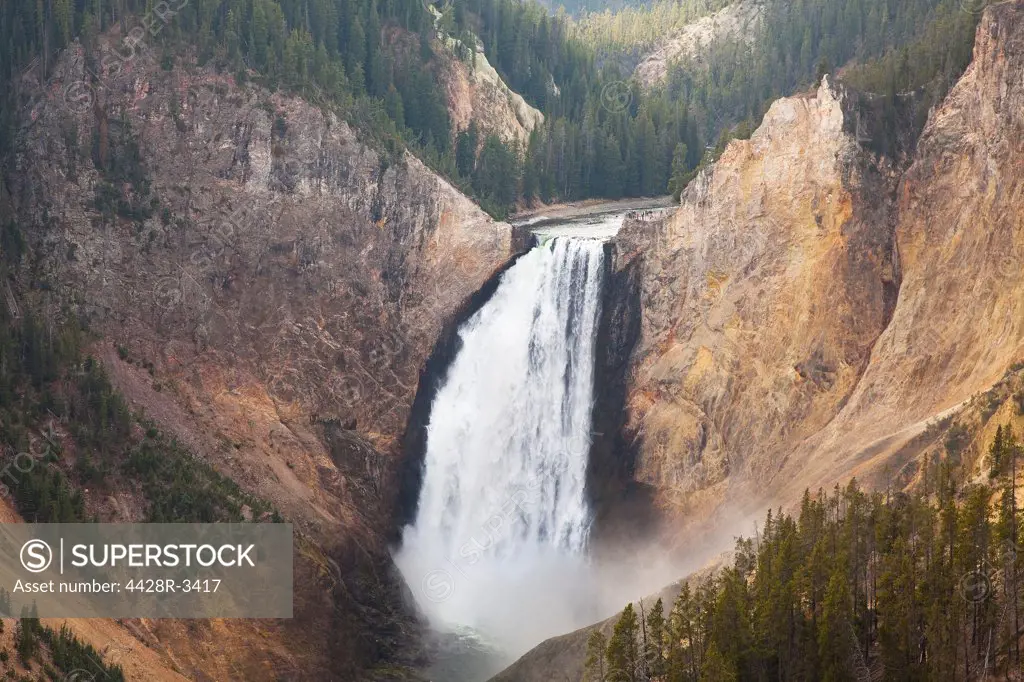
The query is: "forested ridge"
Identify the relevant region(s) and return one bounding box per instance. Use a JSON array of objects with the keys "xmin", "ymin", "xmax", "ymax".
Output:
[
  {"xmin": 446, "ymin": 0, "xmax": 985, "ymax": 209},
  {"xmin": 0, "ymin": 0, "xmax": 991, "ymax": 215},
  {"xmin": 592, "ymin": 427, "xmax": 1024, "ymax": 681},
  {"xmin": 0, "ymin": 0, "xmax": 995, "ymax": 218}
]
